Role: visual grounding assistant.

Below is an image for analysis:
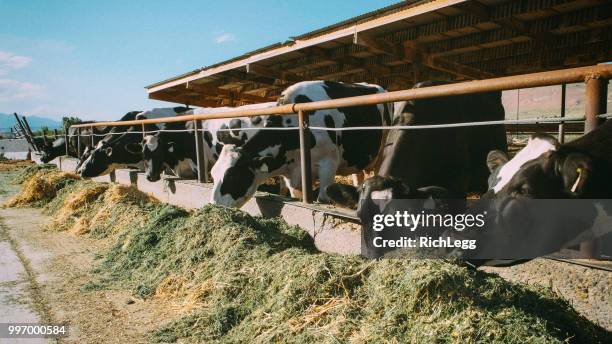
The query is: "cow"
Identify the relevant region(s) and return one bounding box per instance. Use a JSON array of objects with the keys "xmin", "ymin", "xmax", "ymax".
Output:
[
  {"xmin": 140, "ymin": 102, "xmax": 275, "ymax": 182},
  {"xmin": 327, "ymin": 81, "xmax": 507, "ymax": 207},
  {"xmin": 77, "ymin": 107, "xmax": 188, "ymax": 177},
  {"xmin": 210, "ymin": 80, "xmax": 393, "ymax": 208},
  {"xmin": 39, "ymin": 122, "xmax": 119, "ymax": 164},
  {"xmin": 473, "ymin": 119, "xmax": 612, "ymax": 263},
  {"xmin": 323, "ymin": 81, "xmax": 507, "ymax": 259}
]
